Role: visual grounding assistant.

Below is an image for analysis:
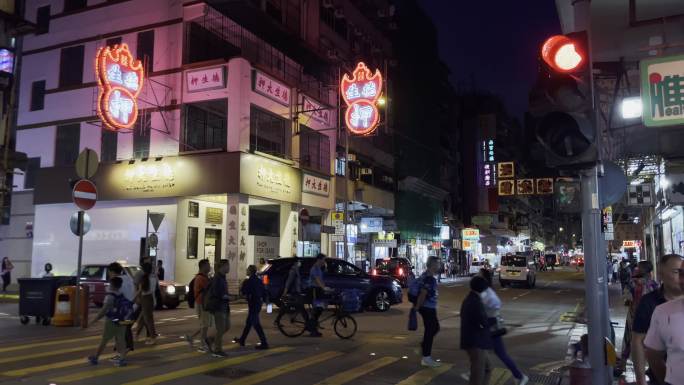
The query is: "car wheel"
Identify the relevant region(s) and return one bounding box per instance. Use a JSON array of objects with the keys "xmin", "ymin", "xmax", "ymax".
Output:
[
  {"xmin": 164, "ymin": 302, "xmax": 179, "ymax": 310},
  {"xmin": 20, "ymin": 316, "xmax": 29, "ymax": 325},
  {"xmin": 42, "ymin": 317, "xmax": 51, "ymax": 326},
  {"xmin": 372, "ymin": 289, "xmax": 391, "ymax": 312}
]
